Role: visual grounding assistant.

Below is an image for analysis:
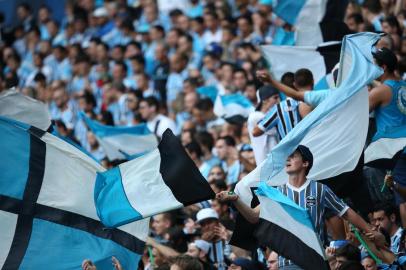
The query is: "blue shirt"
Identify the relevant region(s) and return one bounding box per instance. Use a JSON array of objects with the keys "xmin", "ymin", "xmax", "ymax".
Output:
[
  {"xmin": 375, "ymin": 80, "xmax": 406, "ymax": 133},
  {"xmin": 304, "ymin": 90, "xmax": 331, "ymax": 107}
]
